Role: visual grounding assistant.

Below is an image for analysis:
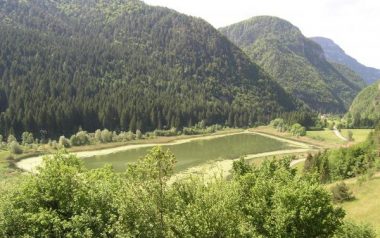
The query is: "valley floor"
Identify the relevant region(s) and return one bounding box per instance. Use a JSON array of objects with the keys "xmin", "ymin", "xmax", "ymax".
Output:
[{"xmin": 2, "ymin": 126, "xmax": 378, "ymax": 235}]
